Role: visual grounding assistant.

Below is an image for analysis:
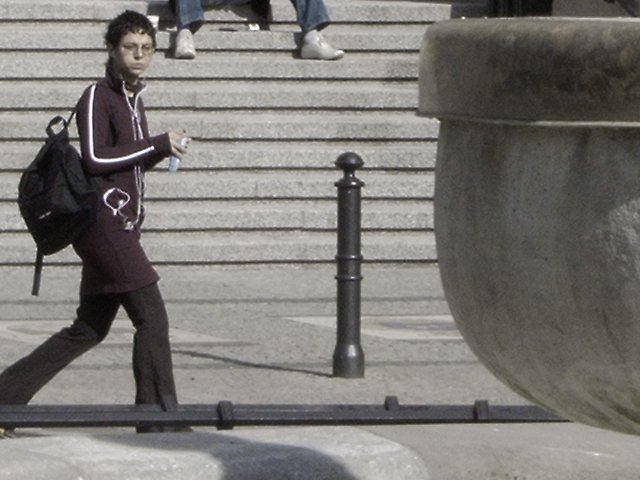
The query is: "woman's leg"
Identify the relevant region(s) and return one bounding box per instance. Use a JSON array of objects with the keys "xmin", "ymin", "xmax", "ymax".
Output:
[
  {"xmin": 120, "ymin": 282, "xmax": 178, "ymax": 409},
  {"xmin": 0, "ymin": 294, "xmax": 119, "ymax": 405}
]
